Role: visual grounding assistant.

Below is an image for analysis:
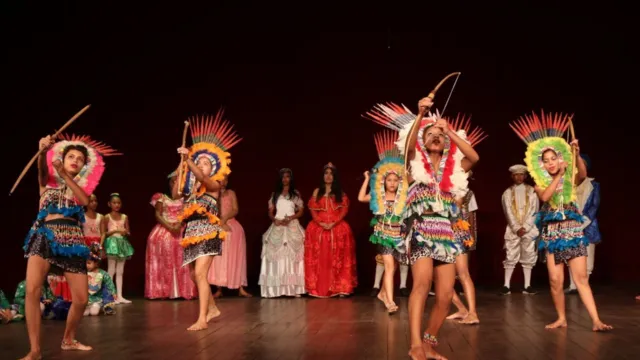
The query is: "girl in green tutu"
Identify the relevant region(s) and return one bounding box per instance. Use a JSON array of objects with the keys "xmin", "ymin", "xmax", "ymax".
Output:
[{"xmin": 102, "ymin": 193, "xmax": 134, "ymax": 304}]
